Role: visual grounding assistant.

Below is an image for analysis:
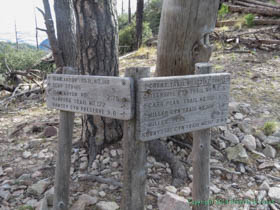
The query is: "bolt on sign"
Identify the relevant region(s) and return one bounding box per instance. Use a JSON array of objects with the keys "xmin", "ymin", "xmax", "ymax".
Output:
[
  {"xmin": 46, "ymin": 74, "xmax": 134, "ymax": 120},
  {"xmin": 136, "ymin": 73, "xmax": 231, "ymax": 141}
]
